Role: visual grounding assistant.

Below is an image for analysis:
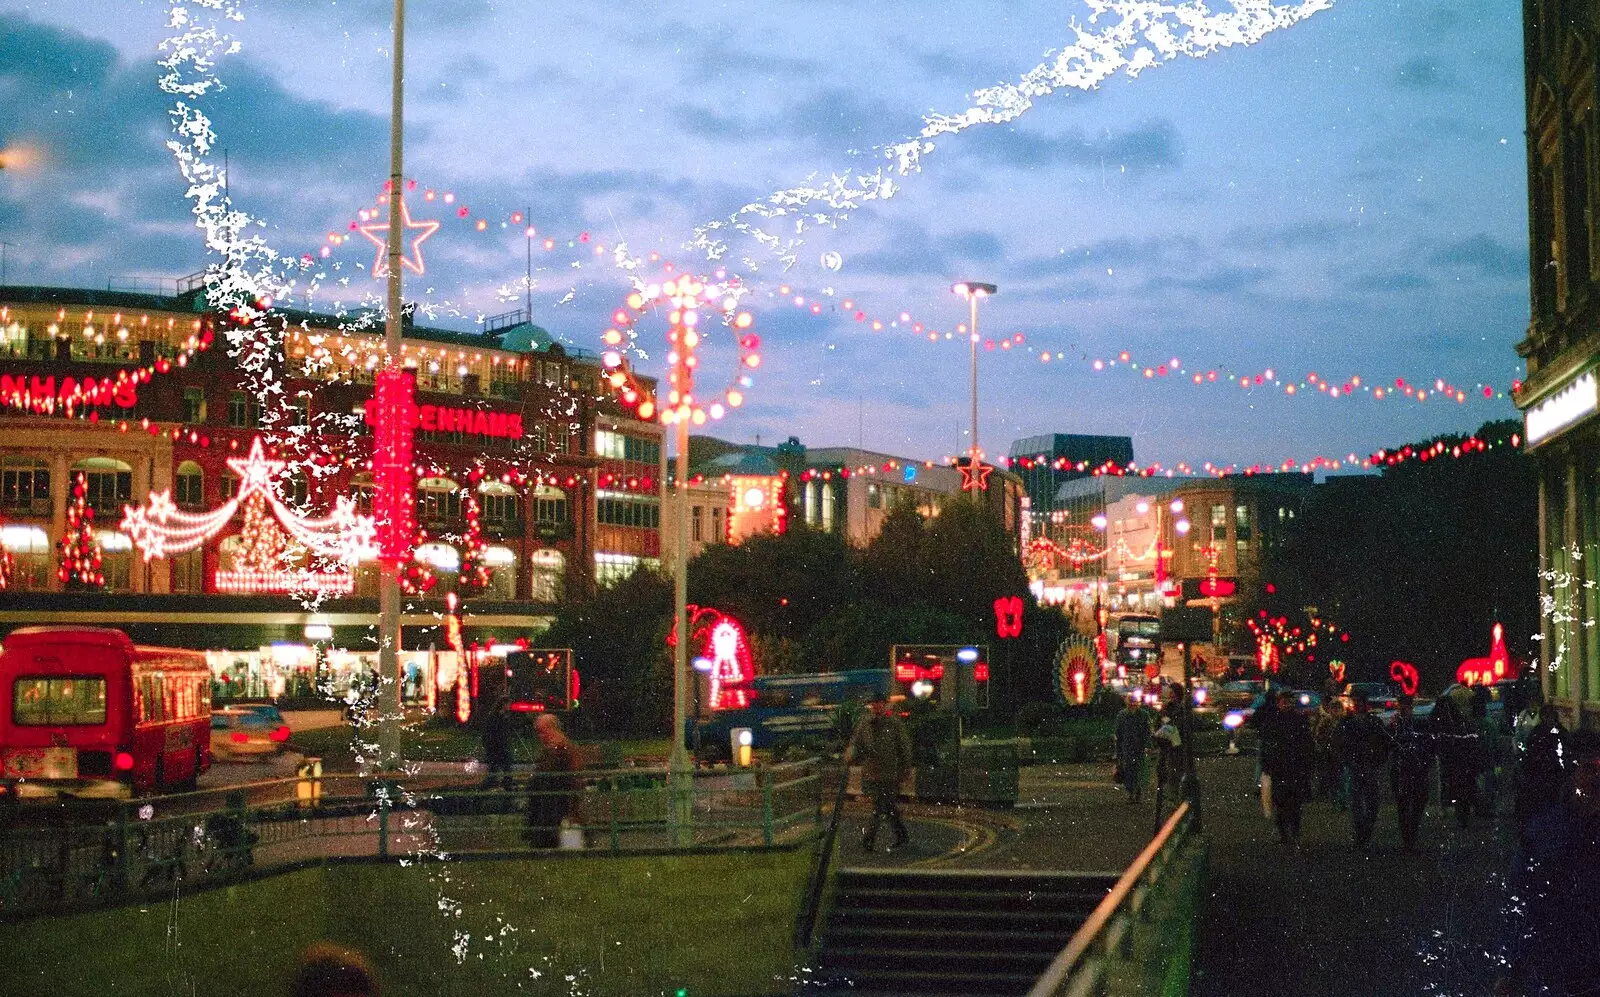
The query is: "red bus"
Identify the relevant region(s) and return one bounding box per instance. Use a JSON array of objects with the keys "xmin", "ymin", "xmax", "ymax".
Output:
[{"xmin": 0, "ymin": 627, "xmax": 211, "ymax": 799}]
